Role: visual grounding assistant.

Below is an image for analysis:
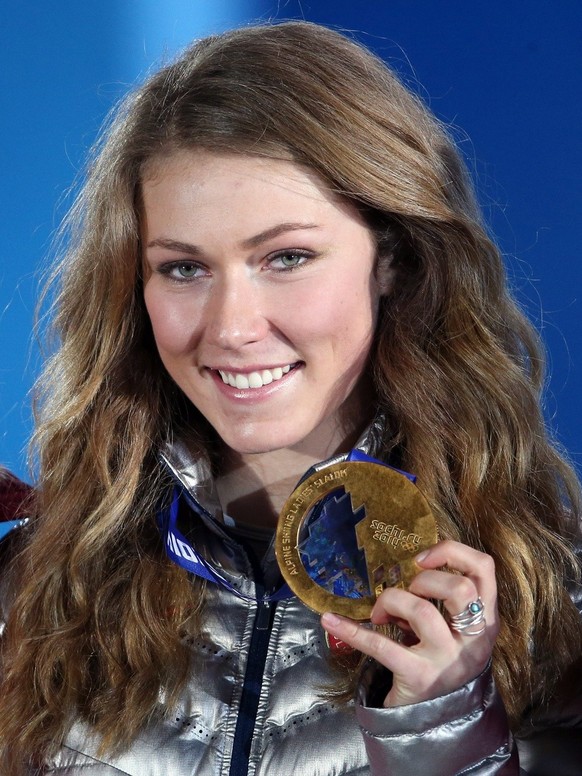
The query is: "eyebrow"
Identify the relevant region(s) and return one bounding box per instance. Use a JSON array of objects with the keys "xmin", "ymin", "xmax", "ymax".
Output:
[{"xmin": 146, "ymin": 222, "xmax": 320, "ymax": 253}]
